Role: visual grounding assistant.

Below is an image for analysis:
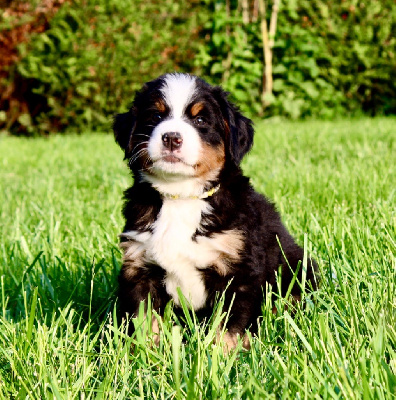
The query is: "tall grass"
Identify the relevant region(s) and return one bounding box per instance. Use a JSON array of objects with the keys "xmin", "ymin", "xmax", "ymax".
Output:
[{"xmin": 0, "ymin": 118, "xmax": 395, "ymax": 398}]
